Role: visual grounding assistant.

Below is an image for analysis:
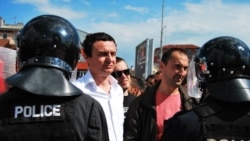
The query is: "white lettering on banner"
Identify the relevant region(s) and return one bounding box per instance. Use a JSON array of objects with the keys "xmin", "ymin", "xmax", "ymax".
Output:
[{"xmin": 14, "ymin": 104, "xmax": 61, "ymax": 118}]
